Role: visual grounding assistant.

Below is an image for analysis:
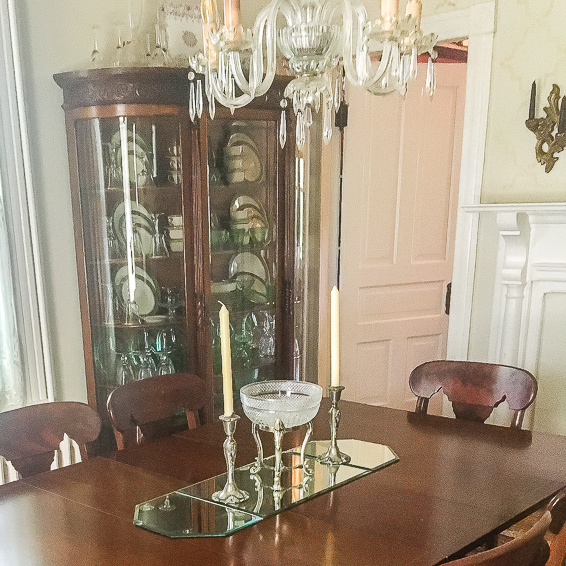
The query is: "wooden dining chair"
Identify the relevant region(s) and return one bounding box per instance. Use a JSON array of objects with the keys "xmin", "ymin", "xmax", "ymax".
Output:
[
  {"xmin": 409, "ymin": 360, "xmax": 537, "ymax": 429},
  {"xmin": 443, "ymin": 488, "xmax": 566, "ymax": 565},
  {"xmin": 442, "ymin": 512, "xmax": 551, "ymax": 565},
  {"xmin": 106, "ymin": 372, "xmax": 206, "ymax": 449},
  {"xmin": 0, "ymin": 401, "xmax": 102, "ymax": 480}
]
